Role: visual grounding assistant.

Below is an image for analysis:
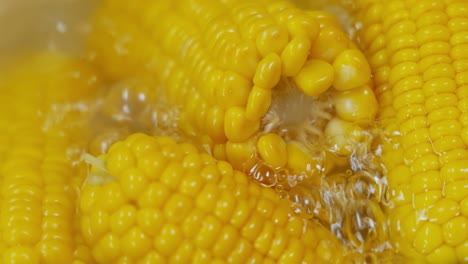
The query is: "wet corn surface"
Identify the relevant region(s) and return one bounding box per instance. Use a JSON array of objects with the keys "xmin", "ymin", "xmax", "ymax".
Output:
[{"xmin": 0, "ymin": 0, "xmax": 467, "ymax": 263}]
